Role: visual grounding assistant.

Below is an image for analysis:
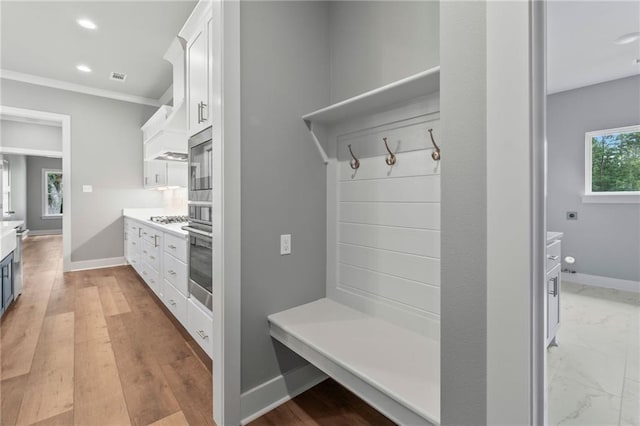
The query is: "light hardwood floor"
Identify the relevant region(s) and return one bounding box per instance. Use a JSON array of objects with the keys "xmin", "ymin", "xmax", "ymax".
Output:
[
  {"xmin": 2, "ymin": 235, "xmax": 396, "ymax": 426},
  {"xmin": 1, "ymin": 235, "xmax": 213, "ymax": 426}
]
